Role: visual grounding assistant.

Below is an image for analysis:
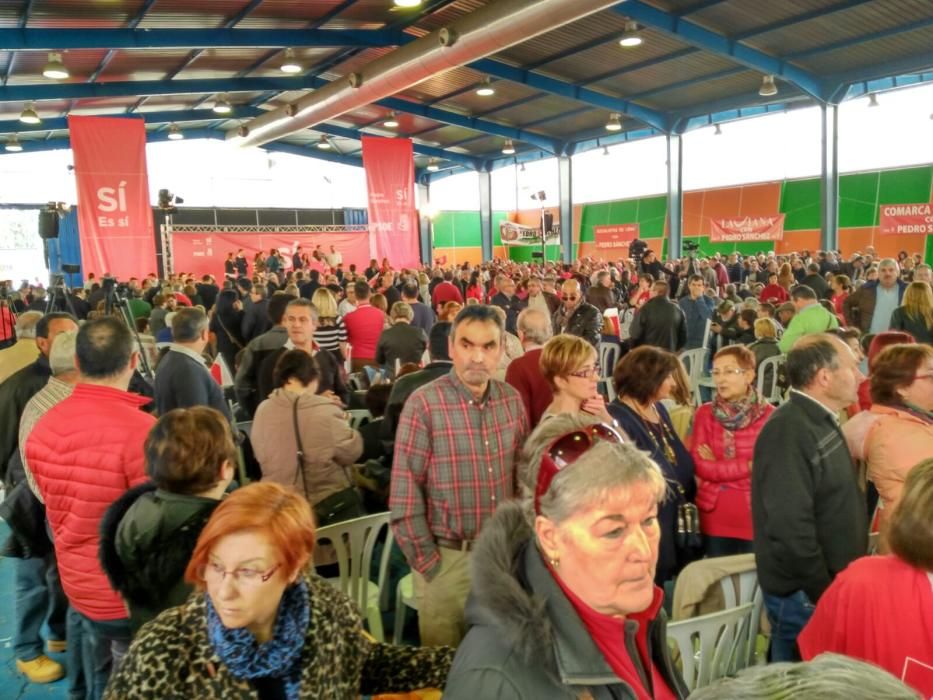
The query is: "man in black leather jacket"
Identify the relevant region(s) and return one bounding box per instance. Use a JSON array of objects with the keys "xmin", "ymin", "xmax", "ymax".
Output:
[
  {"xmin": 629, "ymin": 280, "xmax": 687, "ymax": 353},
  {"xmin": 551, "ymin": 279, "xmax": 602, "ymax": 348}
]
